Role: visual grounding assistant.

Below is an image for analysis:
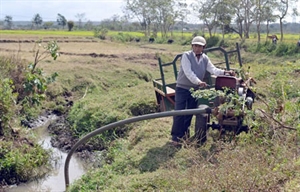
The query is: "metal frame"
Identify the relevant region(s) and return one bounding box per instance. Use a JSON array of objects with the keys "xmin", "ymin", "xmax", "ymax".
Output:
[{"xmin": 153, "ymin": 43, "xmax": 243, "ymax": 112}]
